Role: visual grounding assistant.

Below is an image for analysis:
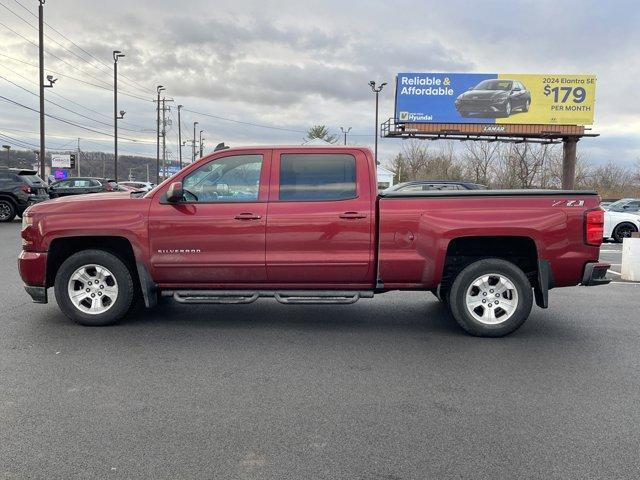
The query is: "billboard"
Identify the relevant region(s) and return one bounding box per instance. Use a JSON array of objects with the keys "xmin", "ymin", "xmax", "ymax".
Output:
[{"xmin": 395, "ymin": 73, "xmax": 596, "ymax": 125}]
